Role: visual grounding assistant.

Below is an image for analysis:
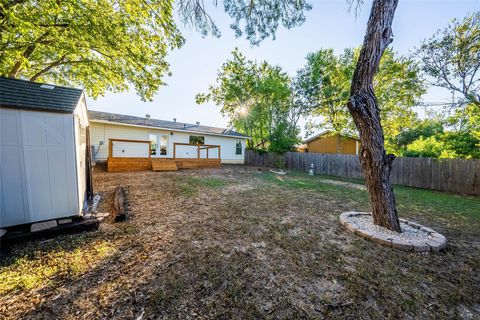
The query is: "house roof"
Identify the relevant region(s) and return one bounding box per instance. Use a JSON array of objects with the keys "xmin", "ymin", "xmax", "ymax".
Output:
[
  {"xmin": 303, "ymin": 130, "xmax": 360, "ymax": 143},
  {"xmin": 0, "ymin": 77, "xmax": 83, "ymax": 113},
  {"xmin": 88, "ymin": 110, "xmax": 249, "ymax": 139}
]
